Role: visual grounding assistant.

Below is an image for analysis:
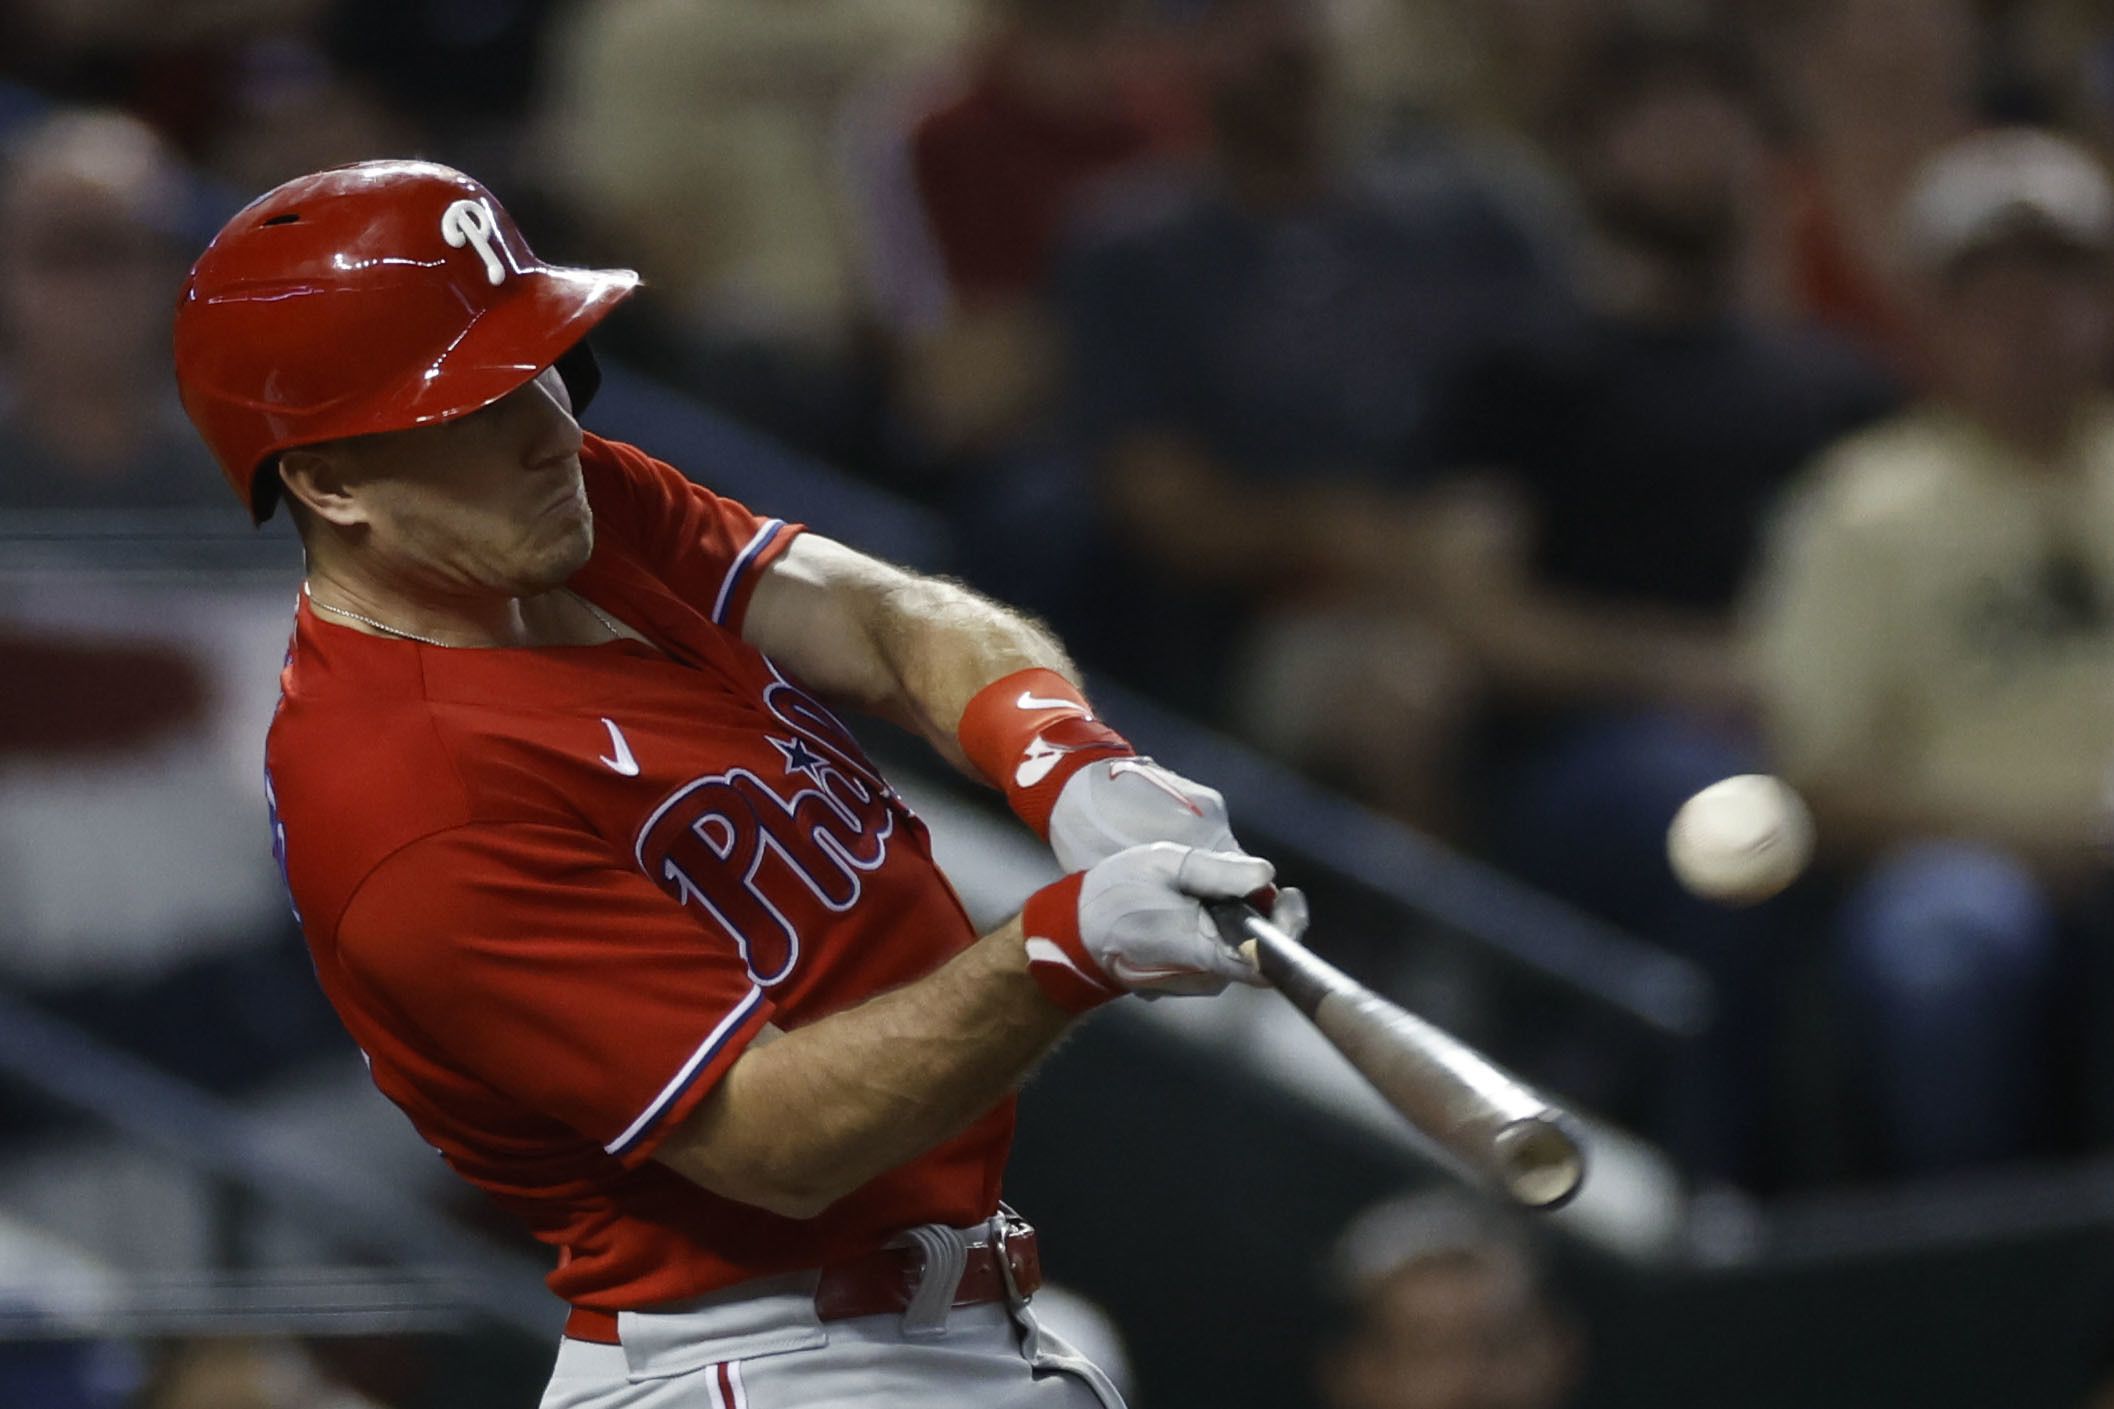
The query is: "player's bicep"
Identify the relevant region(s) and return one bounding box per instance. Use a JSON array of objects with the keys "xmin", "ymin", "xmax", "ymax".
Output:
[
  {"xmin": 335, "ymin": 825, "xmax": 775, "ymax": 1166},
  {"xmin": 741, "ymin": 533, "xmax": 910, "ymax": 715}
]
